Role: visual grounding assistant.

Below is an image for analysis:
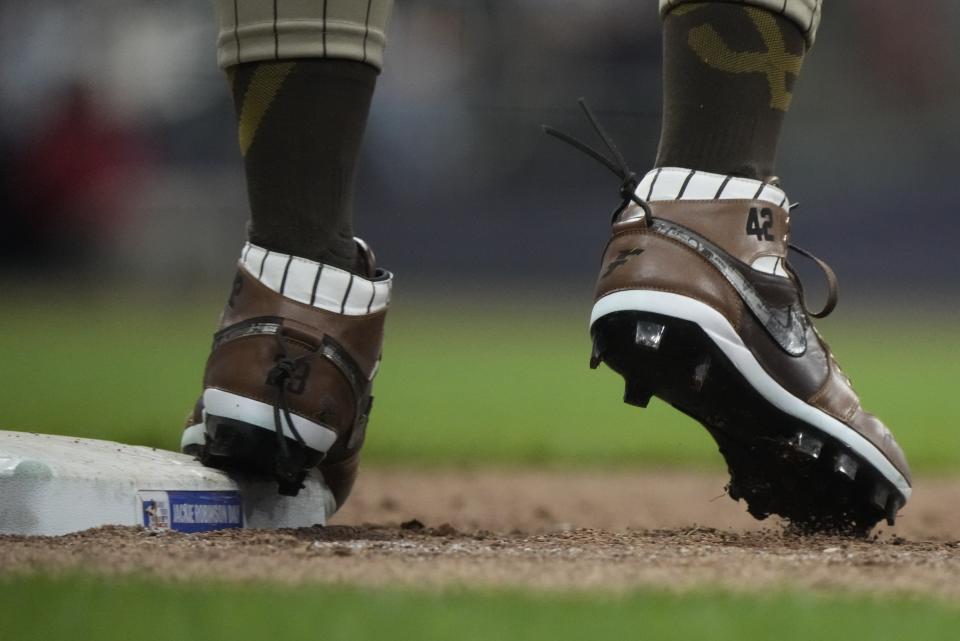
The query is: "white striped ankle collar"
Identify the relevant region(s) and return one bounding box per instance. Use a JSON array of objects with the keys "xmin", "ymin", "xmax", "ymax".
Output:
[
  {"xmin": 636, "ymin": 168, "xmax": 789, "ymax": 209},
  {"xmin": 240, "ymin": 243, "xmax": 391, "ymax": 316}
]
